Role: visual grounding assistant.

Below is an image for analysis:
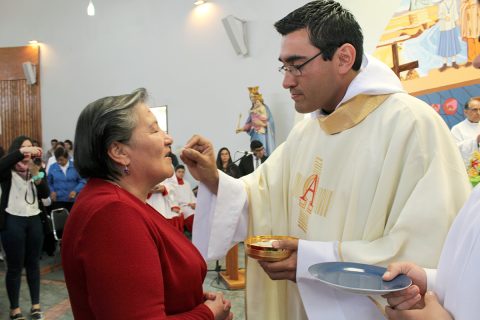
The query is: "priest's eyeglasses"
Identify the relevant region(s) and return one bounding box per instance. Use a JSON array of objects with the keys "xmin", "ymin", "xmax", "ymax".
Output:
[{"xmin": 278, "ymin": 51, "xmax": 323, "ymax": 76}]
